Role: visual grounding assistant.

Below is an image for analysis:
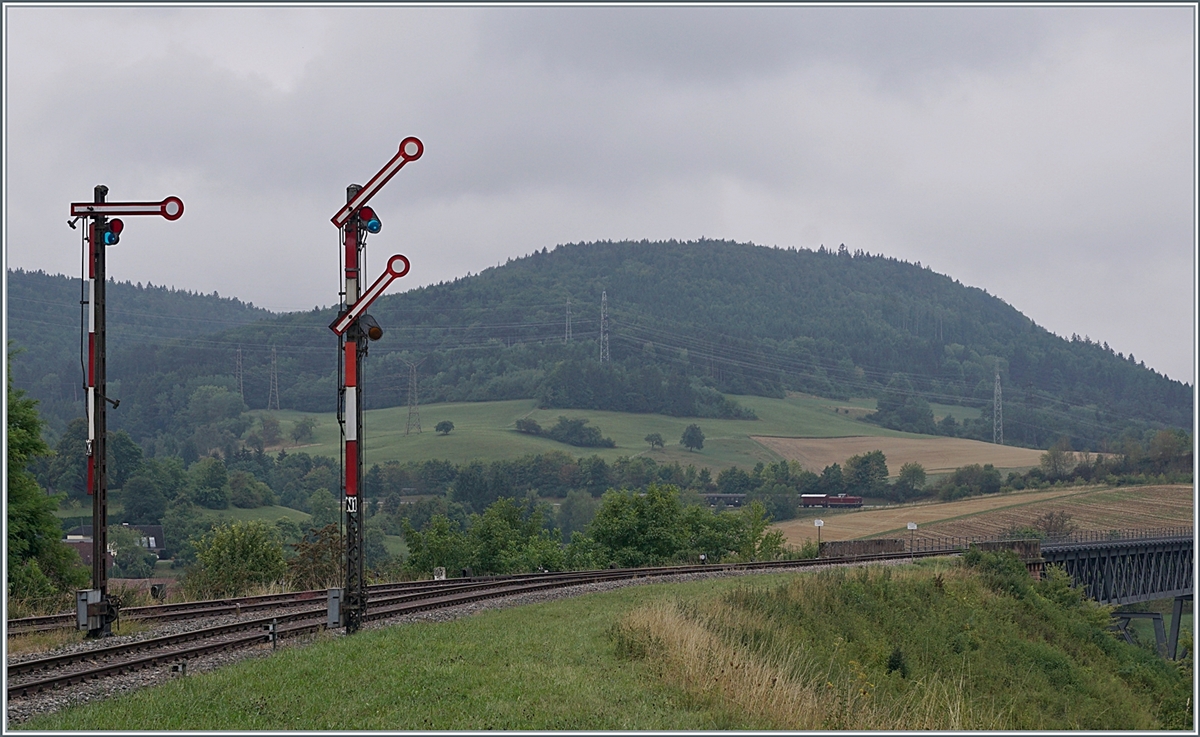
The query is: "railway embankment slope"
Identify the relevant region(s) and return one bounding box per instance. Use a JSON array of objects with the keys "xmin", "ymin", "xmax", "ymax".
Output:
[{"xmin": 16, "ymin": 558, "xmax": 1191, "ymax": 730}]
